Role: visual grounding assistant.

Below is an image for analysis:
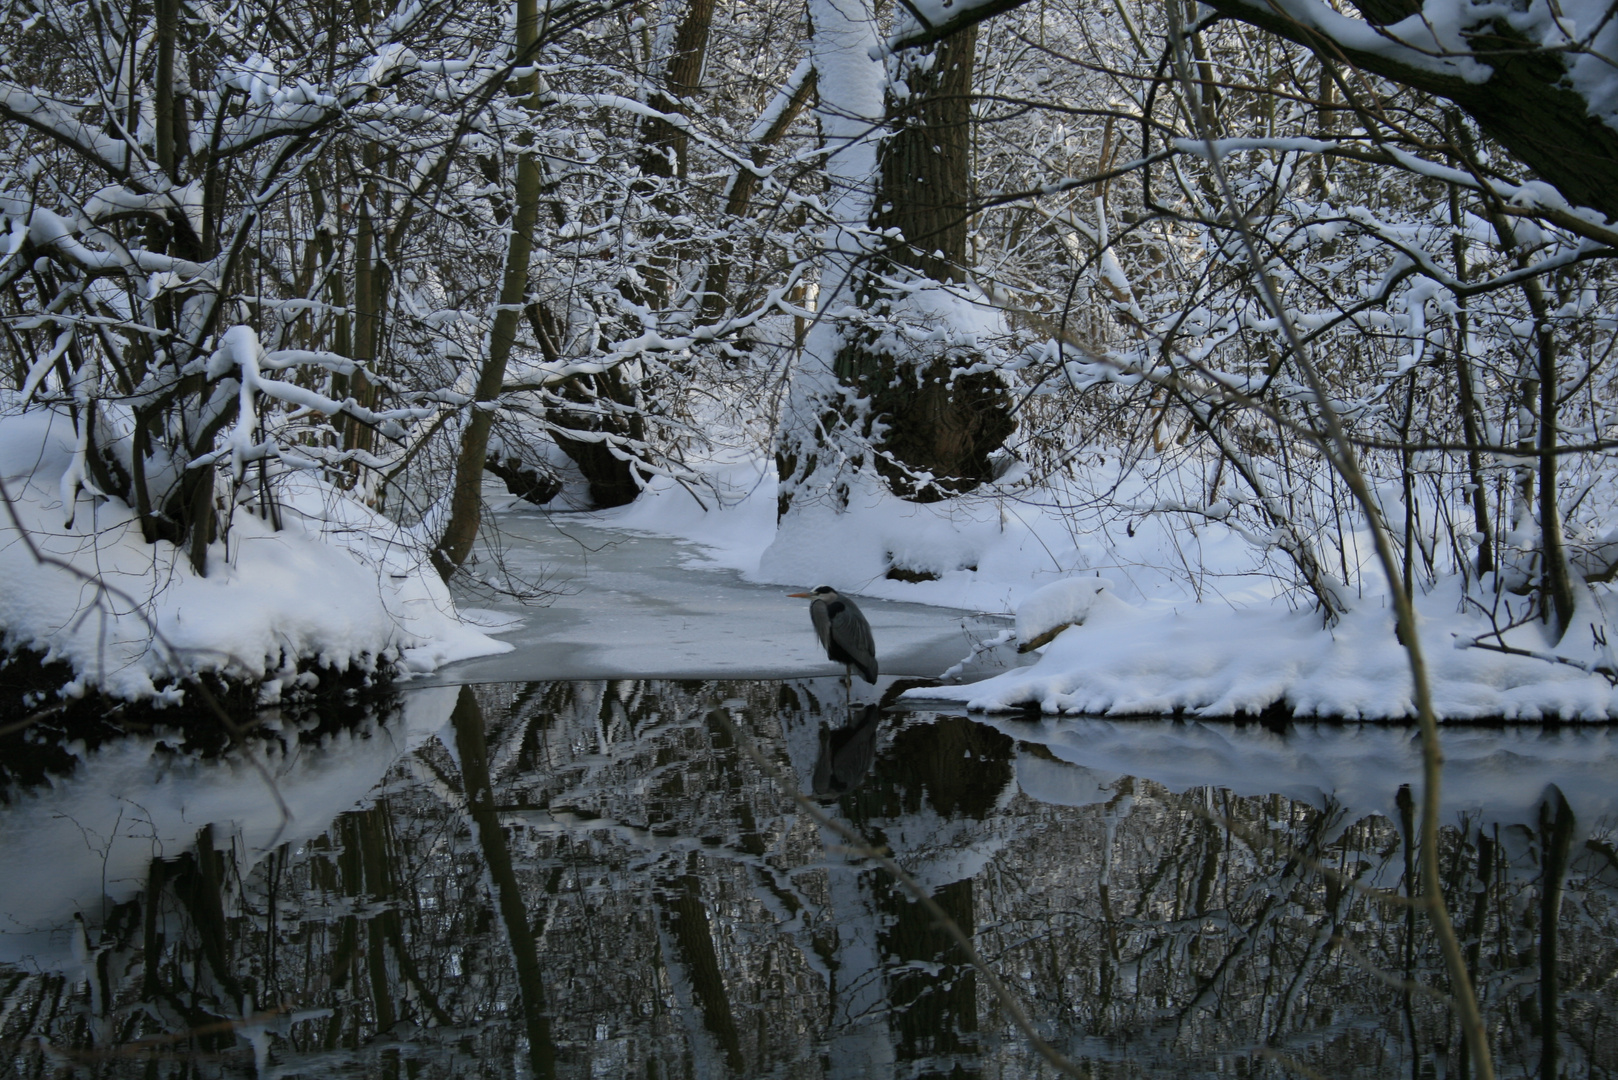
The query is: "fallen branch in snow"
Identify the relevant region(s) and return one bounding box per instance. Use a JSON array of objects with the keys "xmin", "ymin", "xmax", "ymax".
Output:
[
  {"xmin": 940, "ymin": 626, "xmax": 1016, "ymax": 680},
  {"xmin": 1452, "ymin": 631, "xmax": 1618, "ymax": 685}
]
